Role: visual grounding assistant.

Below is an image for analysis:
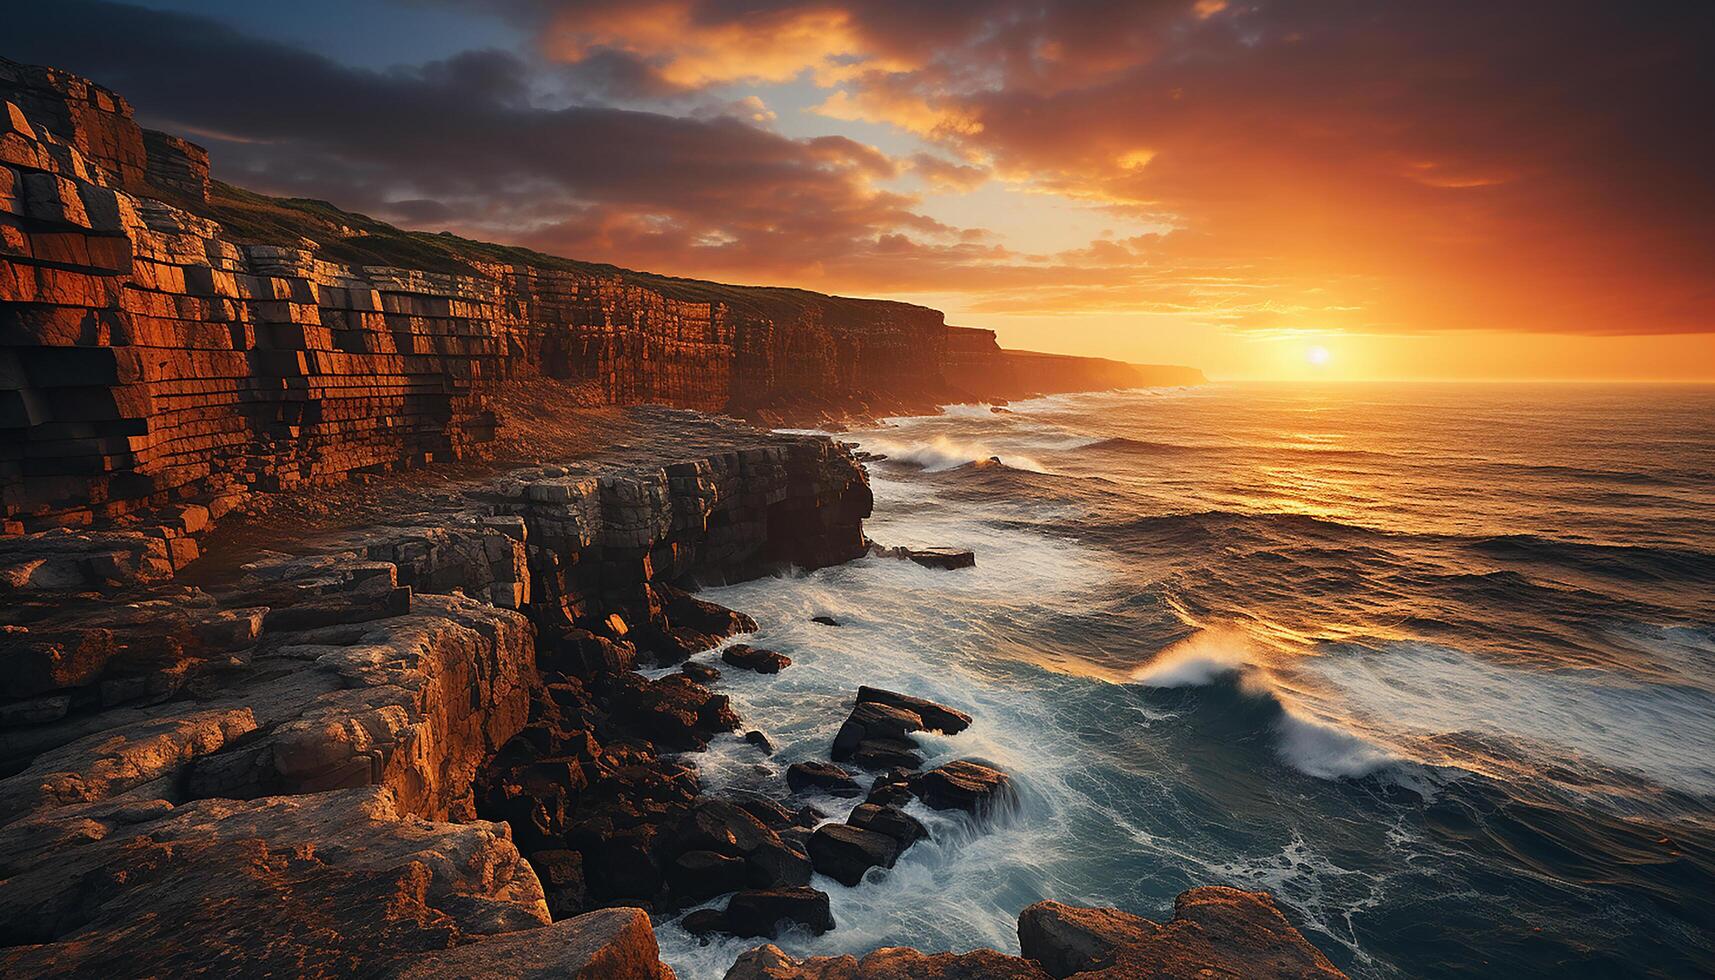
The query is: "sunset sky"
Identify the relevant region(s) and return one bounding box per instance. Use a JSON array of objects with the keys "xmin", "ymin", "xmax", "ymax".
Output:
[{"xmin": 13, "ymin": 1, "xmax": 1714, "ymax": 380}]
